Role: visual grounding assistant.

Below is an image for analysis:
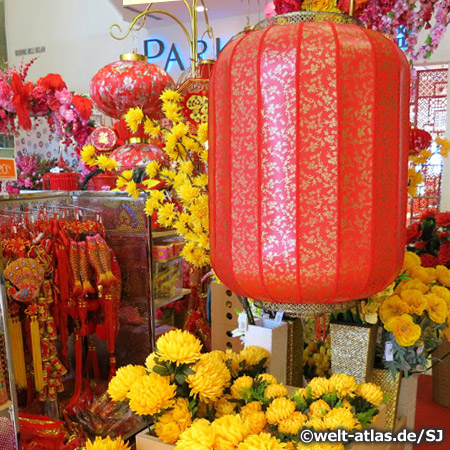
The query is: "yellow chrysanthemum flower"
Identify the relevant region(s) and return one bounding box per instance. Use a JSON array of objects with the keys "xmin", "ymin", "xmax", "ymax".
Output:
[
  {"xmin": 96, "ymin": 155, "xmax": 119, "ymax": 171},
  {"xmin": 212, "ymin": 414, "xmax": 249, "ymax": 450},
  {"xmin": 119, "ymin": 169, "xmax": 133, "ymax": 181},
  {"xmin": 265, "ymin": 383, "xmax": 289, "ymax": 399},
  {"xmin": 400, "ymin": 289, "xmax": 428, "ymax": 315},
  {"xmin": 436, "ymin": 136, "xmax": 450, "ymax": 158},
  {"xmin": 157, "ymin": 329, "xmax": 202, "ymax": 364},
  {"xmin": 323, "ymin": 407, "xmax": 359, "ymax": 430},
  {"xmin": 240, "ymin": 346, "xmax": 270, "ymax": 367},
  {"xmin": 431, "ymin": 285, "xmax": 450, "ymax": 307},
  {"xmin": 107, "ymin": 364, "xmax": 146, "ymax": 402},
  {"xmin": 145, "ymin": 352, "xmax": 158, "ymax": 372},
  {"xmin": 240, "ymin": 401, "xmax": 262, "ymax": 417},
  {"xmin": 308, "ymin": 377, "xmax": 331, "ymax": 399},
  {"xmin": 125, "ymin": 107, "xmax": 144, "ymax": 133},
  {"xmin": 242, "ymin": 410, "xmax": 267, "ymax": 435},
  {"xmin": 403, "ymin": 251, "xmax": 422, "ymax": 271},
  {"xmin": 181, "ymin": 241, "xmax": 209, "ymax": 268},
  {"xmin": 144, "ymin": 196, "xmax": 160, "ymax": 217},
  {"xmin": 145, "ymin": 160, "xmax": 161, "ymax": 178},
  {"xmin": 161, "ymin": 89, "xmax": 182, "ymax": 103},
  {"xmin": 157, "ymin": 202, "xmax": 176, "ymax": 227},
  {"xmin": 197, "ymin": 122, "xmax": 208, "ymax": 144},
  {"xmin": 230, "ymin": 375, "xmax": 253, "ymax": 399},
  {"xmin": 84, "ymin": 436, "xmax": 130, "ymax": 450},
  {"xmin": 425, "ymin": 293, "xmax": 448, "ymax": 324},
  {"xmin": 214, "ymin": 397, "xmax": 237, "ymax": 418},
  {"xmin": 200, "ymin": 149, "xmax": 208, "ymax": 162},
  {"xmin": 329, "ymin": 373, "xmax": 357, "ymax": 398},
  {"xmin": 385, "ymin": 314, "xmax": 422, "ymax": 347},
  {"xmin": 308, "ymin": 399, "xmax": 331, "ymax": 418},
  {"xmin": 302, "ymin": 0, "xmax": 341, "ymax": 13},
  {"xmin": 175, "ymin": 418, "xmax": 214, "ymax": 450},
  {"xmin": 154, "ymin": 398, "xmax": 192, "ymax": 444},
  {"xmin": 81, "ymin": 145, "xmax": 96, "ymax": 166},
  {"xmin": 187, "ymin": 354, "xmax": 231, "ymax": 402},
  {"xmin": 436, "ymin": 265, "xmax": 450, "ymax": 288},
  {"xmin": 379, "ymin": 295, "xmax": 409, "ymax": 324},
  {"xmin": 193, "ymin": 173, "xmax": 208, "ymax": 188},
  {"xmin": 177, "ymin": 182, "xmax": 200, "ymax": 205},
  {"xmin": 237, "ymin": 432, "xmax": 286, "ymax": 450},
  {"xmin": 305, "ymin": 416, "xmax": 327, "ymax": 431},
  {"xmin": 265, "ymin": 397, "xmax": 296, "ymax": 425},
  {"xmin": 278, "ymin": 411, "xmax": 307, "ymax": 435},
  {"xmin": 127, "ymin": 372, "xmax": 176, "ymax": 416},
  {"xmin": 172, "ymin": 123, "xmax": 190, "ymax": 139},
  {"xmin": 257, "ymin": 373, "xmax": 277, "ymax": 386},
  {"xmin": 292, "ymin": 387, "xmax": 308, "ymax": 401},
  {"xmin": 165, "ymin": 109, "xmax": 182, "ymax": 124},
  {"xmin": 356, "ymin": 382, "xmax": 384, "ymax": 406},
  {"xmin": 178, "ymin": 160, "xmax": 194, "ymax": 175},
  {"xmin": 144, "ymin": 118, "xmax": 161, "ymax": 138},
  {"xmin": 125, "ymin": 180, "xmax": 140, "ymax": 199}
]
